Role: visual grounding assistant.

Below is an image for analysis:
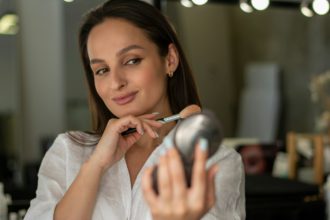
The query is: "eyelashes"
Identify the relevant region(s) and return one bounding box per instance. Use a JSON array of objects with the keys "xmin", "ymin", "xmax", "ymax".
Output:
[
  {"xmin": 92, "ymin": 57, "xmax": 143, "ymax": 76},
  {"xmin": 125, "ymin": 58, "xmax": 142, "ymax": 65},
  {"xmin": 94, "ymin": 67, "xmax": 110, "ymax": 76}
]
